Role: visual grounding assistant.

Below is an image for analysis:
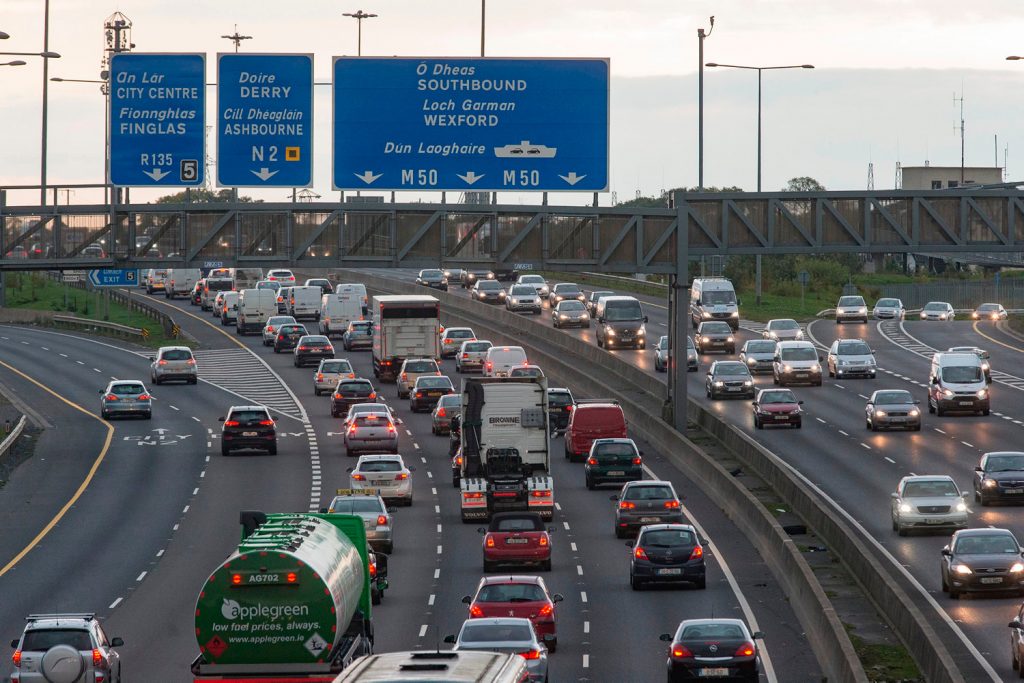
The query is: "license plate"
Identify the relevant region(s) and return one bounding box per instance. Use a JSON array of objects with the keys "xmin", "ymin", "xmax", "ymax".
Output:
[
  {"xmin": 242, "ymin": 431, "xmax": 257, "ymax": 437},
  {"xmin": 981, "ymin": 577, "xmax": 1003, "ymax": 584},
  {"xmin": 698, "ymin": 669, "xmax": 729, "ymax": 677},
  {"xmin": 506, "ymin": 538, "xmax": 529, "ymax": 544},
  {"xmin": 726, "ymin": 387, "xmax": 741, "ymax": 392},
  {"xmin": 363, "ymin": 519, "xmax": 373, "ymax": 528},
  {"xmin": 795, "ymin": 373, "xmax": 808, "ymax": 379},
  {"xmin": 640, "ymin": 517, "xmax": 659, "ymax": 523},
  {"xmin": 958, "ymin": 401, "xmax": 972, "ymax": 406},
  {"xmin": 608, "ymin": 471, "xmax": 625, "ymax": 476},
  {"xmin": 889, "ymin": 417, "xmax": 905, "ymax": 422},
  {"xmin": 1007, "ymin": 489, "xmax": 1024, "ymax": 494},
  {"xmin": 925, "ymin": 518, "xmax": 945, "ymax": 524},
  {"xmin": 773, "ymin": 415, "xmax": 788, "ymax": 420},
  {"xmin": 657, "ymin": 568, "xmax": 682, "ymax": 575}
]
